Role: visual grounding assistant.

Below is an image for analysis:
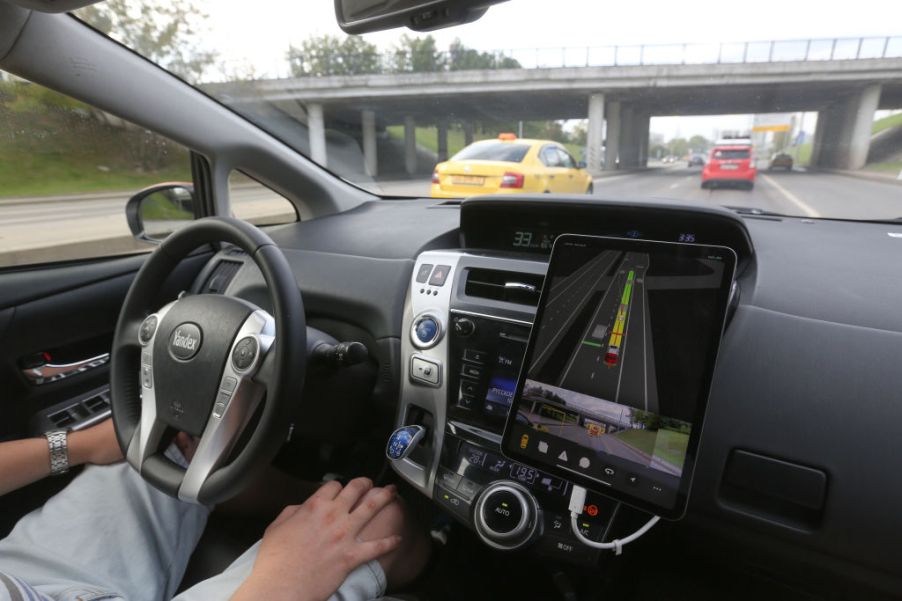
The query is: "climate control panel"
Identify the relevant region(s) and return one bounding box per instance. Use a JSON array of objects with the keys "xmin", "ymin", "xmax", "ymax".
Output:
[{"xmin": 433, "ymin": 431, "xmax": 617, "ymax": 566}]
